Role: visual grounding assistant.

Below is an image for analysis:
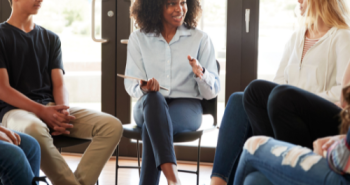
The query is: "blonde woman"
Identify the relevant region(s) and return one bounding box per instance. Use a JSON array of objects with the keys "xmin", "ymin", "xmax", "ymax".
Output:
[
  {"xmin": 243, "ymin": 0, "xmax": 350, "ymax": 147},
  {"xmin": 211, "ymin": 0, "xmax": 350, "ymax": 184}
]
